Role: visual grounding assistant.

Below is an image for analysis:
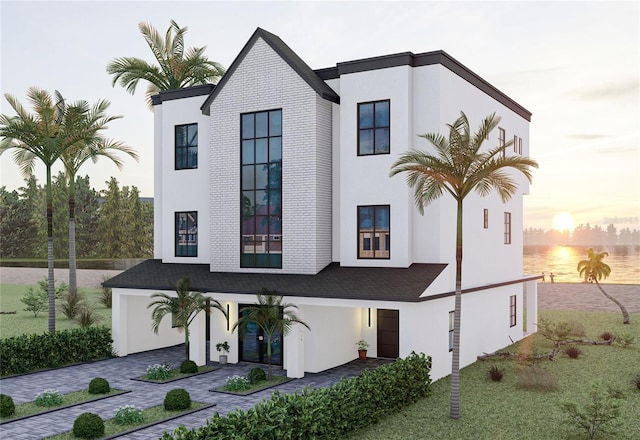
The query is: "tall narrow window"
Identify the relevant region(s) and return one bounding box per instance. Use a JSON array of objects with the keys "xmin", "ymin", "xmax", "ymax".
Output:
[
  {"xmin": 358, "ymin": 100, "xmax": 390, "ymax": 155},
  {"xmin": 241, "ymin": 109, "xmax": 282, "ymax": 268},
  {"xmin": 175, "ymin": 124, "xmax": 198, "ymax": 169},
  {"xmin": 483, "ymin": 209, "xmax": 489, "ymax": 229},
  {"xmin": 518, "ymin": 137, "xmax": 523, "ymax": 155},
  {"xmin": 498, "ymin": 127, "xmax": 506, "ymax": 158},
  {"xmin": 358, "ymin": 205, "xmax": 390, "ymax": 259},
  {"xmin": 175, "ymin": 211, "xmax": 197, "ymax": 257},
  {"xmin": 513, "ymin": 135, "xmax": 518, "ymax": 153},
  {"xmin": 504, "ymin": 212, "xmax": 512, "ymax": 244},
  {"xmin": 448, "ymin": 311, "xmax": 454, "ymax": 352},
  {"xmin": 509, "ymin": 295, "xmax": 517, "ymax": 327}
]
